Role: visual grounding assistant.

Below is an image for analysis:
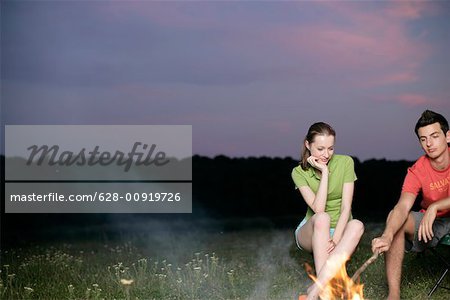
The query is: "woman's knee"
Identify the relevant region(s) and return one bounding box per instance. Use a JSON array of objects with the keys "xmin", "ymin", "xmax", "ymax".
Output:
[
  {"xmin": 348, "ymin": 219, "xmax": 364, "ymax": 238},
  {"xmin": 312, "ymin": 212, "xmax": 331, "ymax": 231}
]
